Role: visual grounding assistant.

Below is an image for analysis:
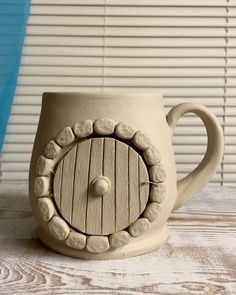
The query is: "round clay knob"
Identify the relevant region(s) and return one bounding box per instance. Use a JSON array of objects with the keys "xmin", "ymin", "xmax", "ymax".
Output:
[{"xmin": 91, "ymin": 176, "xmax": 110, "ymax": 197}]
